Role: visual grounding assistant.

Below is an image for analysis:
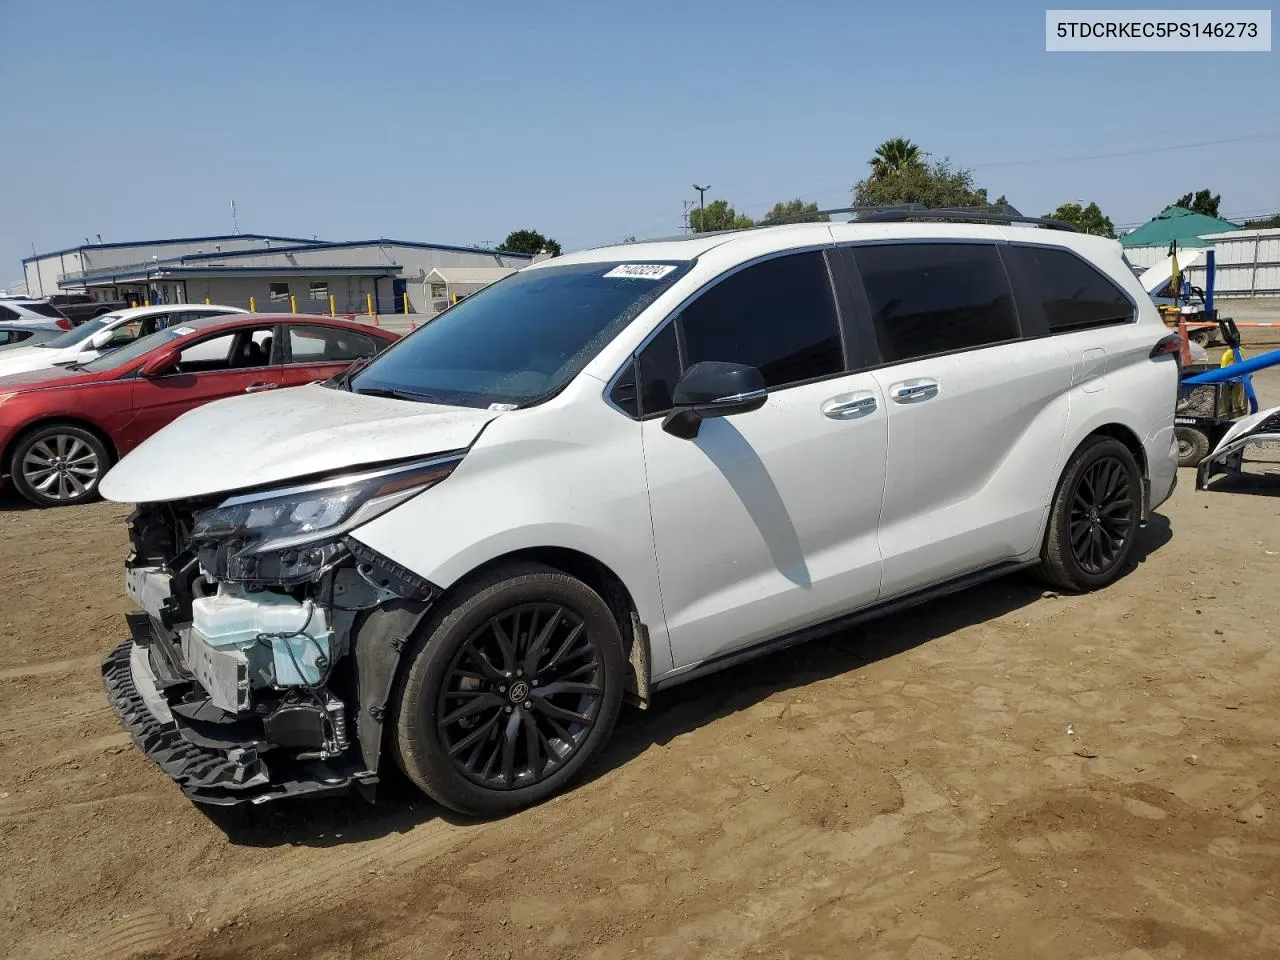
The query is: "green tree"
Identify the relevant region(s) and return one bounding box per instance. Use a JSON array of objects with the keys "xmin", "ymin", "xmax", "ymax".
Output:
[
  {"xmin": 853, "ymin": 156, "xmax": 990, "ymax": 209},
  {"xmin": 1042, "ymin": 201, "xmax": 1116, "ymax": 237},
  {"xmin": 868, "ymin": 137, "xmax": 922, "ymax": 181},
  {"xmin": 760, "ymin": 199, "xmax": 829, "ymax": 224},
  {"xmin": 1172, "ymin": 189, "xmax": 1222, "ymax": 217},
  {"xmin": 690, "ymin": 199, "xmax": 755, "ymax": 232},
  {"xmin": 1243, "ymin": 213, "xmax": 1280, "ymax": 229},
  {"xmin": 497, "ymin": 229, "xmax": 561, "ymax": 257}
]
